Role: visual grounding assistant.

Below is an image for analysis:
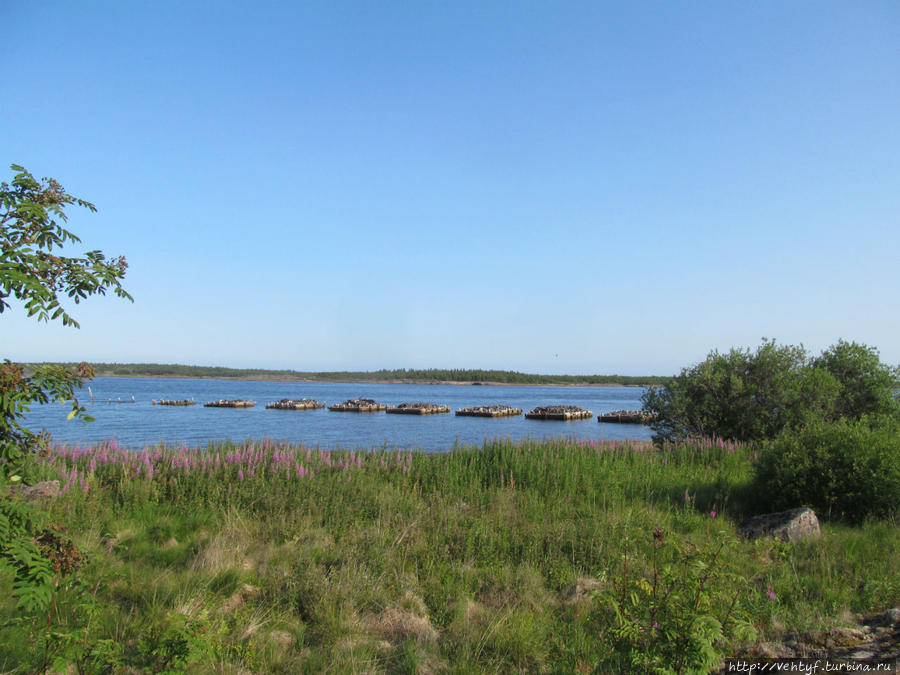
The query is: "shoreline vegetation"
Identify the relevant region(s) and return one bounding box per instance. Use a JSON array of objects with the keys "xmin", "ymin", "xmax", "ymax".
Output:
[
  {"xmin": 4, "ymin": 436, "xmax": 897, "ymax": 672},
  {"xmin": 25, "ymin": 363, "xmax": 671, "ymax": 386}
]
